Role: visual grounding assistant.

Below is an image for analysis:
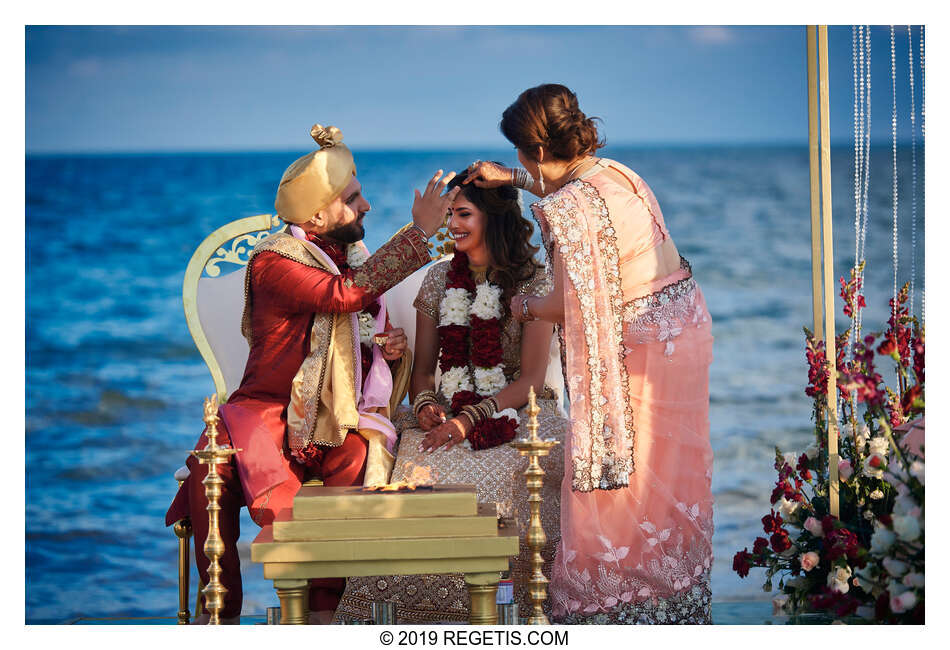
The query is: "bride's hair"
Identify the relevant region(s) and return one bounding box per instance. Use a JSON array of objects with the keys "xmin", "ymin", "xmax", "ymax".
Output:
[{"xmin": 447, "ymin": 169, "xmax": 540, "ymax": 303}]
